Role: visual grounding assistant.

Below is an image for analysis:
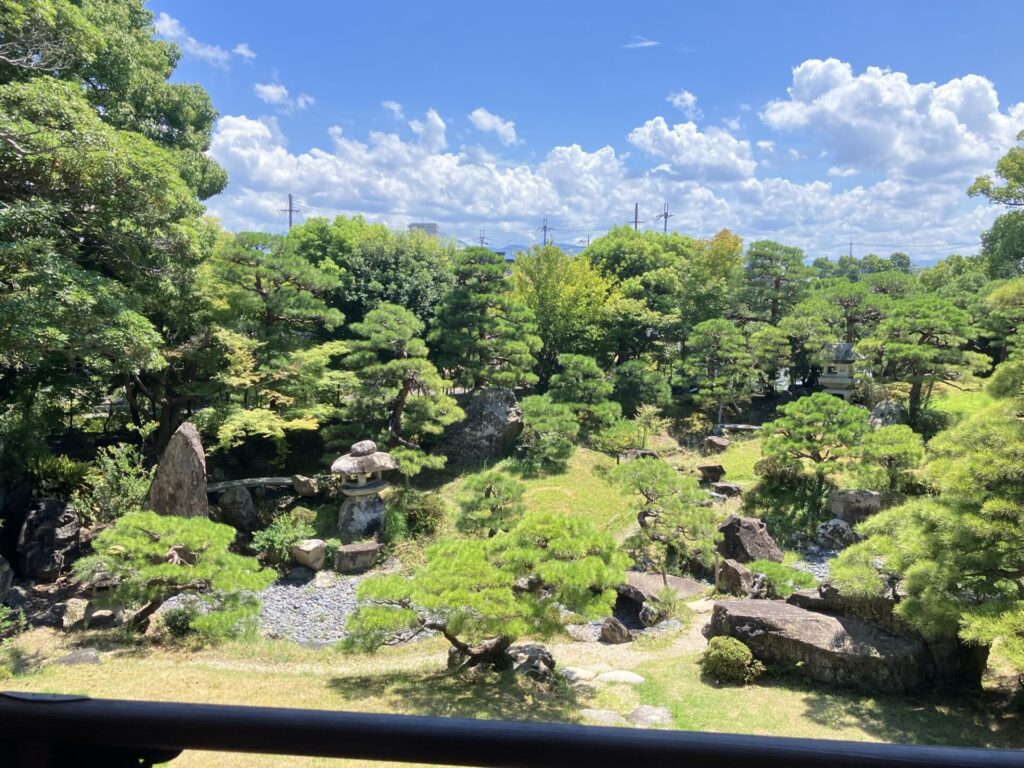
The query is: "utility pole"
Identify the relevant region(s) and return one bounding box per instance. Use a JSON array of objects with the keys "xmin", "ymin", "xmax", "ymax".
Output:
[
  {"xmin": 633, "ymin": 202, "xmax": 640, "ymax": 231},
  {"xmin": 655, "ymin": 202, "xmax": 673, "ymax": 233},
  {"xmin": 279, "ymin": 193, "xmax": 300, "ymax": 231},
  {"xmin": 849, "ymin": 239, "xmax": 853, "ymax": 258},
  {"xmin": 538, "ymin": 217, "xmax": 555, "ymax": 246},
  {"xmin": 478, "ymin": 229, "xmax": 488, "ymax": 247}
]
